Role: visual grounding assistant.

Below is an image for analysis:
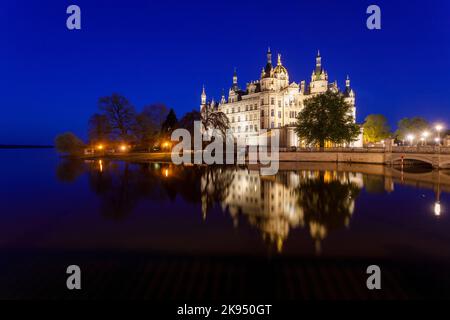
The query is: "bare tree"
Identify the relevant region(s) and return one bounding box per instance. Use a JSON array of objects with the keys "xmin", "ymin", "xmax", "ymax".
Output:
[
  {"xmin": 88, "ymin": 113, "xmax": 112, "ymax": 143},
  {"xmin": 98, "ymin": 93, "xmax": 136, "ymax": 140}
]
